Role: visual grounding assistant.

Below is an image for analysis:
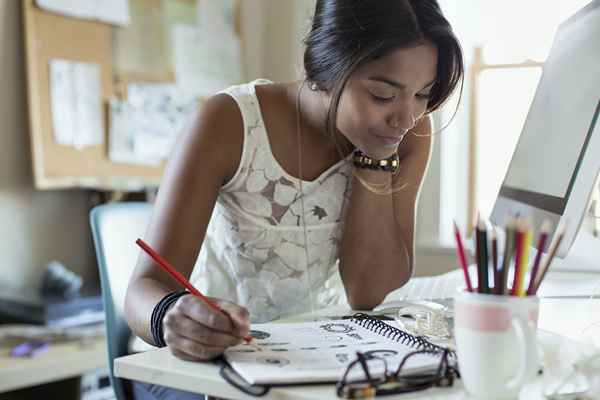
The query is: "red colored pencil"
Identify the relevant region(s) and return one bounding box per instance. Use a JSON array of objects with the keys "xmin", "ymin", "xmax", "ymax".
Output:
[
  {"xmin": 526, "ymin": 220, "xmax": 550, "ymax": 295},
  {"xmin": 136, "ymin": 239, "xmax": 252, "ymax": 343},
  {"xmin": 491, "ymin": 228, "xmax": 501, "ymax": 294},
  {"xmin": 532, "ymin": 227, "xmax": 566, "ymax": 294},
  {"xmin": 453, "ymin": 221, "xmax": 473, "ymax": 292}
]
